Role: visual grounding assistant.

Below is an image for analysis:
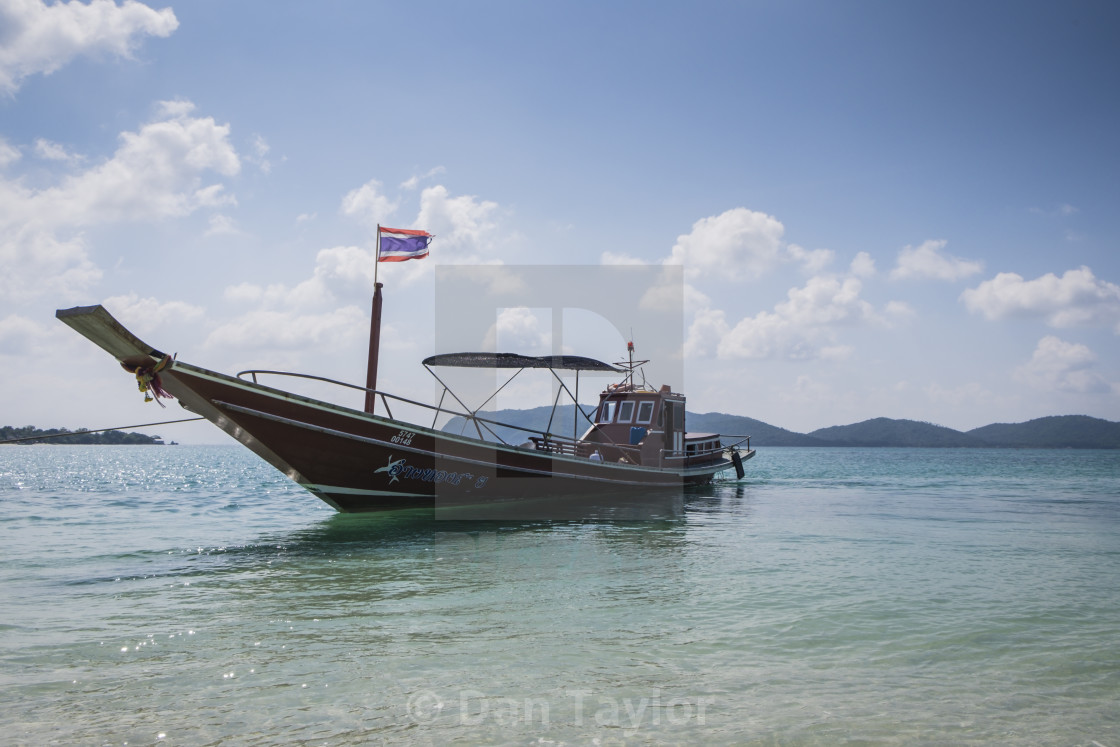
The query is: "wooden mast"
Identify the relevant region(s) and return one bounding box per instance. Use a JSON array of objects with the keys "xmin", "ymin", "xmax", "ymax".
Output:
[{"xmin": 364, "ymin": 226, "xmax": 383, "ymax": 414}]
